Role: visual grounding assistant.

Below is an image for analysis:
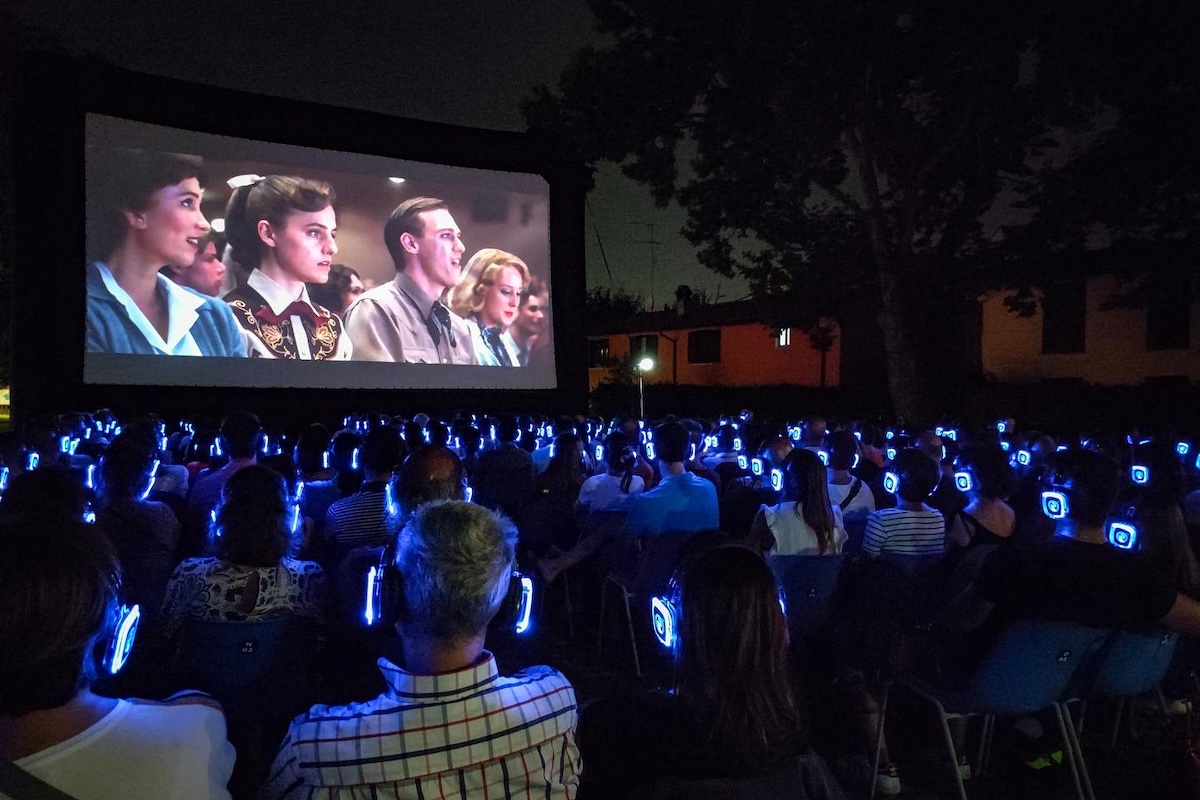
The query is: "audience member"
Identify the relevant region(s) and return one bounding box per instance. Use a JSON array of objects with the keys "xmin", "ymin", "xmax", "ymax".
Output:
[
  {"xmin": 577, "ymin": 431, "xmax": 645, "ymax": 513},
  {"xmin": 0, "ymin": 518, "xmax": 235, "ymax": 799},
  {"xmin": 472, "ymin": 413, "xmax": 535, "ymax": 523},
  {"xmin": 261, "ymin": 501, "xmax": 581, "ymax": 798},
  {"xmin": 625, "ymin": 421, "xmax": 719, "ymax": 535},
  {"xmin": 751, "ymin": 448, "xmax": 847, "ymax": 556},
  {"xmin": 322, "ymin": 425, "xmax": 402, "ymax": 564},
  {"xmin": 184, "ymin": 411, "xmax": 262, "ymax": 556},
  {"xmin": 862, "ymin": 448, "xmax": 945, "ymax": 557},
  {"xmin": 162, "ymin": 466, "xmax": 328, "ymax": 638},
  {"xmin": 577, "ymin": 545, "xmax": 844, "ymax": 799}
]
